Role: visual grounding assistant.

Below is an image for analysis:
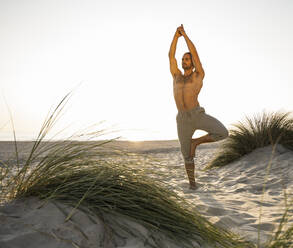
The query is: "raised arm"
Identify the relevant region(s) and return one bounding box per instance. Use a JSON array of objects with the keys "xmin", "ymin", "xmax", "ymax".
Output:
[
  {"xmin": 178, "ymin": 25, "xmax": 205, "ymax": 78},
  {"xmin": 168, "ymin": 28, "xmax": 182, "ymax": 78}
]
